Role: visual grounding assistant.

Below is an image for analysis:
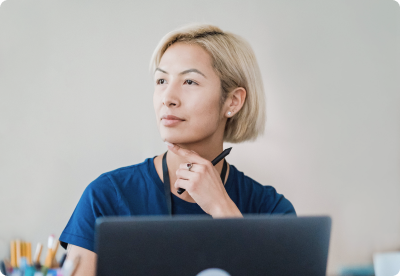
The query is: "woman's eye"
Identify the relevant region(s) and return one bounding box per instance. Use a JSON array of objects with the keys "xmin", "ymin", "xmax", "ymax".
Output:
[
  {"xmin": 156, "ymin": 79, "xmax": 166, "ymax": 85},
  {"xmin": 184, "ymin": 79, "xmax": 198, "ymax": 85},
  {"xmin": 156, "ymin": 79, "xmax": 197, "ymax": 85}
]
